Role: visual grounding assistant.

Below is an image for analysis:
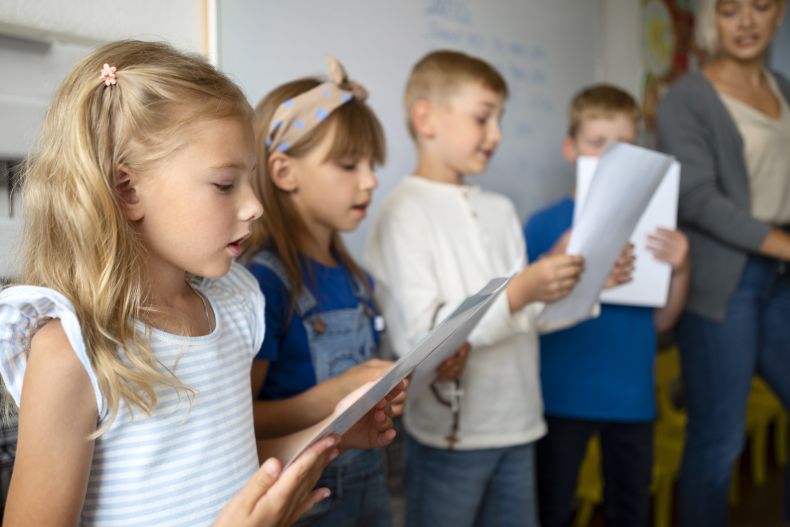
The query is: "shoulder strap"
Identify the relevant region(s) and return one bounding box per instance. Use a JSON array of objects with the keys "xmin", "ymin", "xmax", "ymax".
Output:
[{"xmin": 251, "ymin": 251, "xmax": 317, "ymax": 317}]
